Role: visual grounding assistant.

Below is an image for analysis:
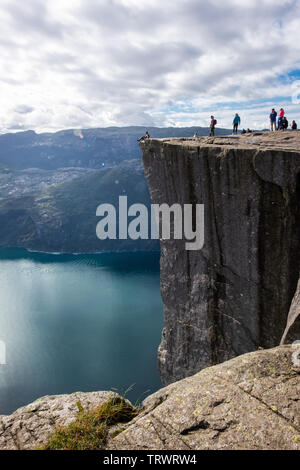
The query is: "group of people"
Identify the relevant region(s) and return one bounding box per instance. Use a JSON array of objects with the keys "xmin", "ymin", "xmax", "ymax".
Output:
[
  {"xmin": 269, "ymin": 108, "xmax": 297, "ymax": 132},
  {"xmin": 209, "ymin": 109, "xmax": 298, "ymax": 136},
  {"xmin": 209, "ymin": 114, "xmax": 242, "ymax": 136},
  {"xmin": 138, "ymin": 109, "xmax": 298, "ymax": 142}
]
